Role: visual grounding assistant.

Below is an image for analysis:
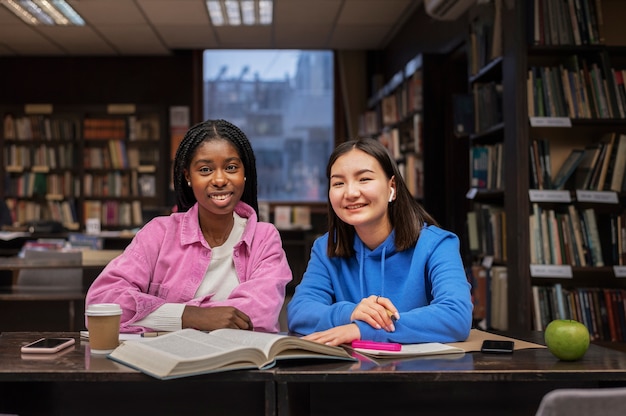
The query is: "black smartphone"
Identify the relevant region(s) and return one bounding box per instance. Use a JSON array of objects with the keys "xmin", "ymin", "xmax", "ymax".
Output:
[
  {"xmin": 21, "ymin": 337, "xmax": 75, "ymax": 354},
  {"xmin": 481, "ymin": 339, "xmax": 514, "ymax": 354}
]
